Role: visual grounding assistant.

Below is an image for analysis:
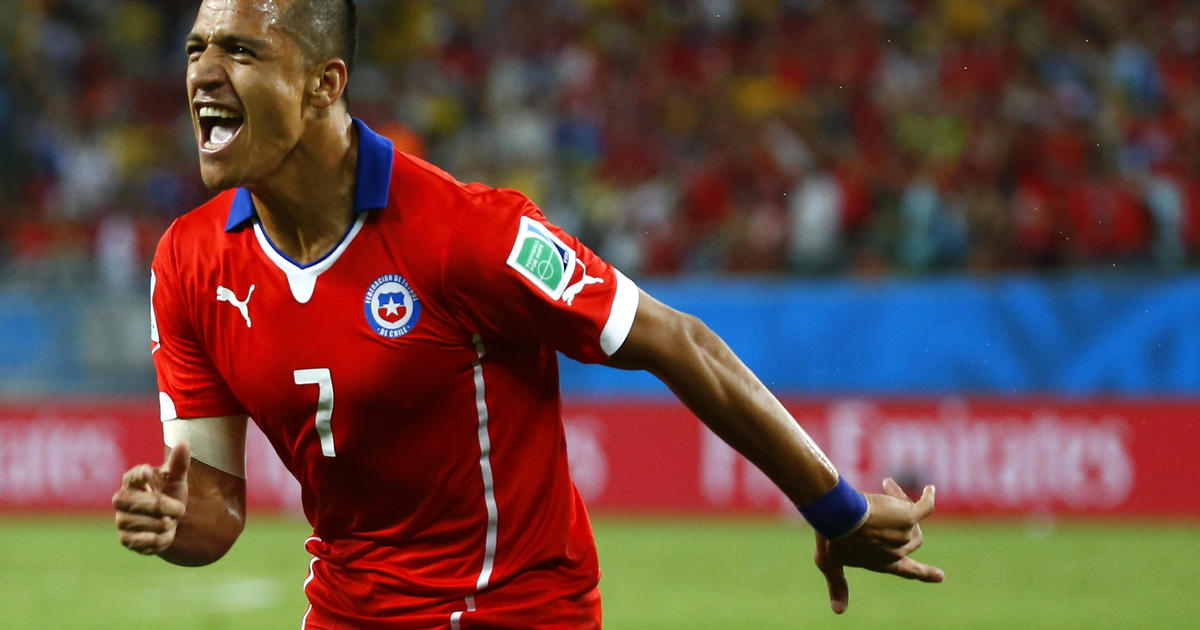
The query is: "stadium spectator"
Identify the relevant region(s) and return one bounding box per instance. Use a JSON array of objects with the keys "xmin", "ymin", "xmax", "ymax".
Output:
[{"xmin": 5, "ymin": 0, "xmax": 1200, "ymax": 280}]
